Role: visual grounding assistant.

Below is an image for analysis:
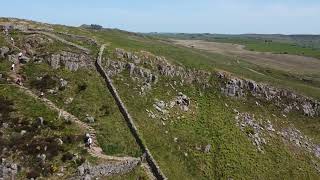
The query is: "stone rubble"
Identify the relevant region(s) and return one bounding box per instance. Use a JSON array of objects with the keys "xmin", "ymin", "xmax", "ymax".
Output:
[
  {"xmin": 75, "ymin": 160, "xmax": 140, "ymax": 179},
  {"xmin": 280, "ymin": 127, "xmax": 320, "ymax": 159},
  {"xmin": 235, "ymin": 113, "xmax": 267, "ymax": 152}
]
